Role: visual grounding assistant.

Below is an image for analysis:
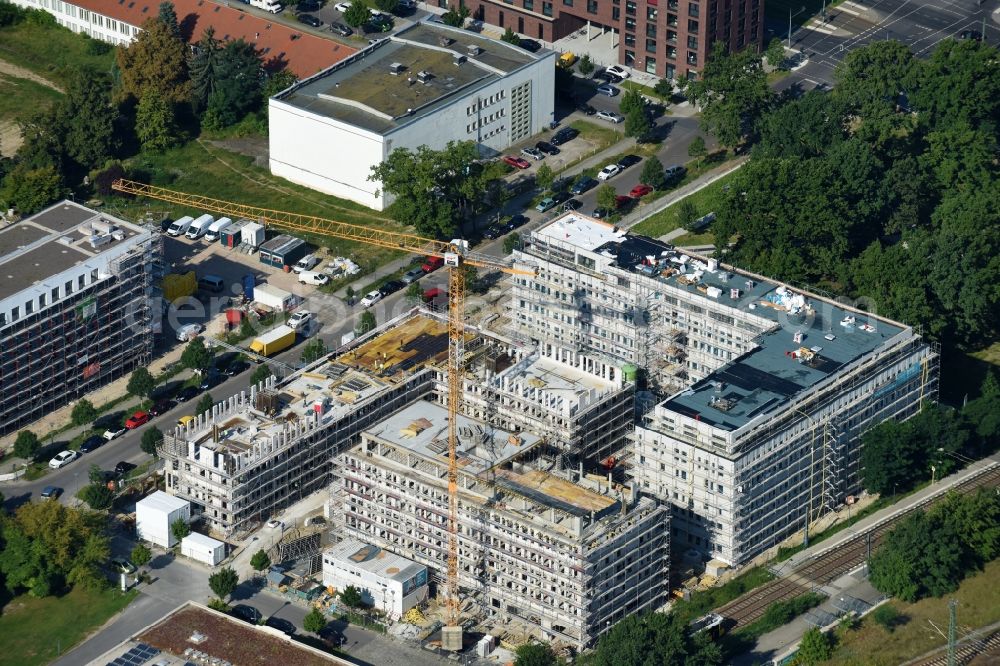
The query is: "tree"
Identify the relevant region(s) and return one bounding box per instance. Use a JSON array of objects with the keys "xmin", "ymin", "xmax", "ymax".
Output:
[
  {"xmin": 441, "ymin": 4, "xmax": 470, "ymax": 27},
  {"xmin": 641, "ymin": 155, "xmax": 666, "ymax": 189},
  {"xmin": 262, "ymin": 69, "xmax": 298, "ymax": 107},
  {"xmin": 343, "ymin": 0, "xmax": 371, "ymax": 28},
  {"xmin": 131, "ymin": 543, "xmax": 152, "ymax": 571},
  {"xmin": 514, "ymin": 642, "xmax": 557, "ymax": 666},
  {"xmin": 88, "ymin": 464, "xmax": 107, "ymax": 485},
  {"xmin": 61, "ymin": 67, "xmax": 119, "ymax": 172},
  {"xmin": 181, "ymin": 337, "xmax": 214, "ymax": 373},
  {"xmin": 1, "ymin": 164, "xmax": 64, "ymax": 215},
  {"xmin": 620, "ymin": 88, "xmax": 644, "ymax": 116},
  {"xmin": 13, "ymin": 431, "xmax": 40, "ymax": 461},
  {"xmin": 135, "ymin": 93, "xmax": 181, "ymax": 152},
  {"xmin": 654, "ymin": 78, "xmax": 673, "ymax": 98},
  {"xmin": 356, "ymin": 310, "xmax": 377, "ymax": 336},
  {"xmin": 78, "ymin": 483, "xmax": 114, "ymax": 510},
  {"xmin": 340, "ymin": 584, "xmax": 364, "ymax": 608},
  {"xmin": 869, "ymin": 510, "xmax": 965, "ymax": 602},
  {"xmin": 301, "ymin": 337, "xmax": 327, "ymax": 364},
  {"xmin": 115, "ymin": 15, "xmax": 191, "ymax": 105},
  {"xmin": 250, "ymin": 364, "xmax": 272, "ymax": 386},
  {"xmin": 685, "ymin": 42, "xmax": 771, "ymax": 149},
  {"xmin": 765, "ymin": 38, "xmax": 785, "ymax": 70},
  {"xmin": 503, "ymin": 232, "xmax": 521, "ymax": 255},
  {"xmin": 405, "ymin": 282, "xmax": 423, "ymax": 303},
  {"xmin": 589, "ymin": 611, "xmax": 722, "ymax": 666},
  {"xmin": 303, "ymin": 607, "xmax": 327, "ymax": 634},
  {"xmin": 678, "ymin": 200, "xmax": 700, "ymax": 231},
  {"xmin": 71, "ymin": 399, "xmax": 99, "ymax": 426},
  {"xmin": 189, "ymin": 26, "xmax": 223, "ymax": 114},
  {"xmin": 345, "ymin": 285, "xmax": 356, "ymax": 305},
  {"xmin": 171, "ymin": 517, "xmax": 191, "ymax": 544},
  {"xmin": 871, "ymin": 604, "xmax": 902, "ymax": 633},
  {"xmin": 250, "ymin": 549, "xmax": 271, "ymax": 573},
  {"xmin": 535, "ymin": 163, "xmax": 555, "ymax": 191},
  {"xmin": 501, "ymin": 27, "xmax": 519, "ymax": 45},
  {"xmin": 127, "ymin": 367, "xmax": 156, "ymax": 401},
  {"xmin": 158, "ymin": 1, "xmax": 181, "ymax": 39},
  {"xmin": 796, "ymin": 627, "xmax": 832, "ymax": 665},
  {"xmin": 373, "ymin": 0, "xmax": 398, "ymax": 13},
  {"xmin": 625, "ymin": 107, "xmax": 652, "ymax": 140},
  {"xmin": 196, "ymin": 393, "xmax": 214, "ymax": 417},
  {"xmin": 208, "ymin": 566, "xmax": 239, "ymax": 601},
  {"xmin": 687, "ymin": 135, "xmax": 707, "ymax": 159},
  {"xmin": 201, "ymin": 40, "xmax": 264, "ymax": 129},
  {"xmin": 597, "ymin": 185, "xmax": 618, "ymax": 211},
  {"xmin": 578, "ymin": 54, "xmax": 595, "ymax": 76},
  {"xmin": 141, "ymin": 428, "xmax": 163, "ymax": 458}
]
